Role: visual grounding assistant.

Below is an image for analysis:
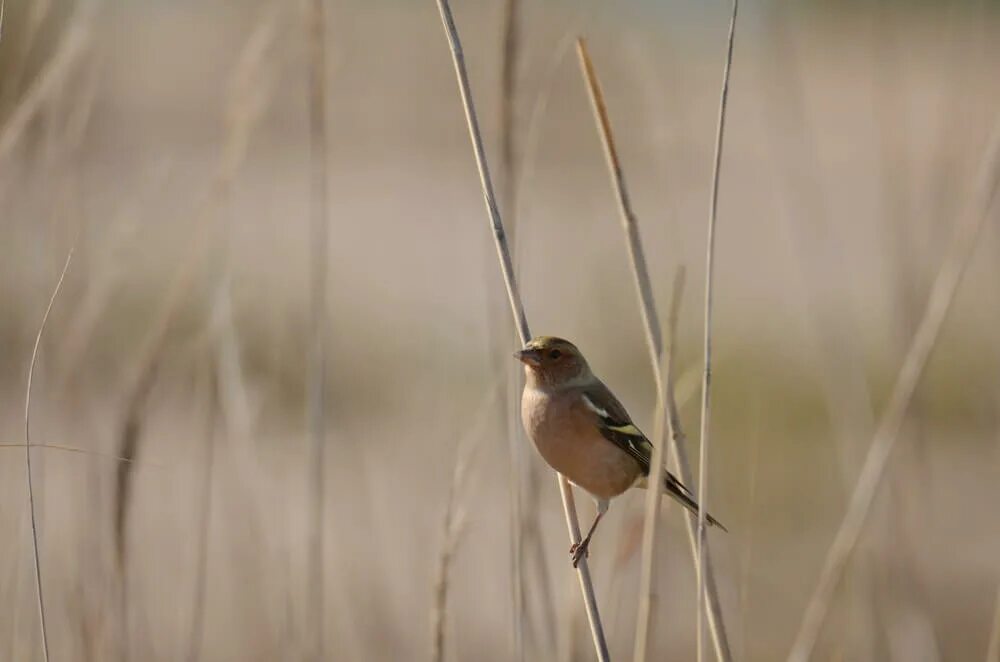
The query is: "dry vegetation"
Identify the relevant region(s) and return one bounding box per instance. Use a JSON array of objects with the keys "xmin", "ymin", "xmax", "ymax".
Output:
[{"xmin": 2, "ymin": 1, "xmax": 1000, "ymax": 661}]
